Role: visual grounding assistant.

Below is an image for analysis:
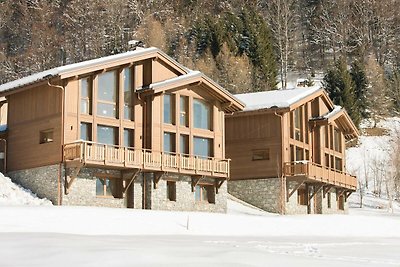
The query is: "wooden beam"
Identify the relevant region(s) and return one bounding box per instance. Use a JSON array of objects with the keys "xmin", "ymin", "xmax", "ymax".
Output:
[
  {"xmin": 123, "ymin": 169, "xmax": 141, "ymax": 194},
  {"xmin": 286, "ymin": 180, "xmax": 304, "ymax": 202},
  {"xmin": 323, "ymin": 185, "xmax": 334, "ymax": 198},
  {"xmin": 65, "ymin": 166, "xmax": 81, "ymax": 194},
  {"xmin": 153, "ymin": 172, "xmax": 166, "ymax": 189},
  {"xmin": 215, "ymin": 179, "xmax": 225, "ymax": 194},
  {"xmin": 309, "ymin": 183, "xmax": 324, "ymax": 200},
  {"xmin": 345, "ymin": 191, "xmax": 353, "ymax": 201},
  {"xmin": 191, "ymin": 175, "xmax": 203, "ymax": 192},
  {"xmin": 336, "ymin": 188, "xmax": 346, "ymax": 200}
]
